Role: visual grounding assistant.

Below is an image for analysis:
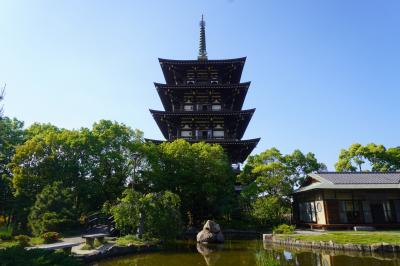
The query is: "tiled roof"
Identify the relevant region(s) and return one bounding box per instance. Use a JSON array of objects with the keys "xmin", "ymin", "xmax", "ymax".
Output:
[
  {"xmin": 316, "ymin": 172, "xmax": 400, "ymax": 184},
  {"xmin": 293, "ymin": 172, "xmax": 400, "ymax": 194}
]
